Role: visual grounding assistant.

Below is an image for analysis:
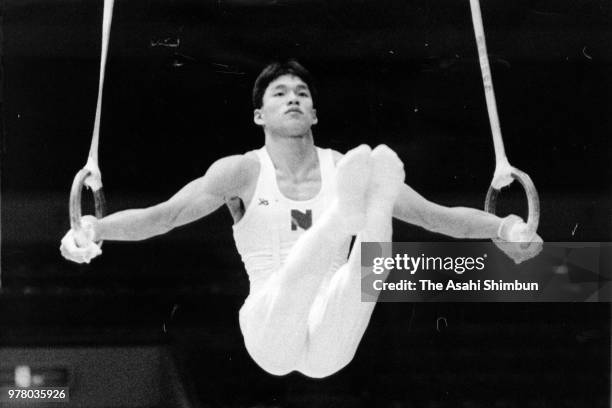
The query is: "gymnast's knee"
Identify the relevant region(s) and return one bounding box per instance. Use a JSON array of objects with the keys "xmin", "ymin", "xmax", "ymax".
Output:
[
  {"xmin": 242, "ymin": 331, "xmax": 301, "ymax": 376},
  {"xmin": 296, "ymin": 348, "xmax": 355, "ymax": 379},
  {"xmin": 239, "ymin": 310, "xmax": 303, "ymax": 376}
]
